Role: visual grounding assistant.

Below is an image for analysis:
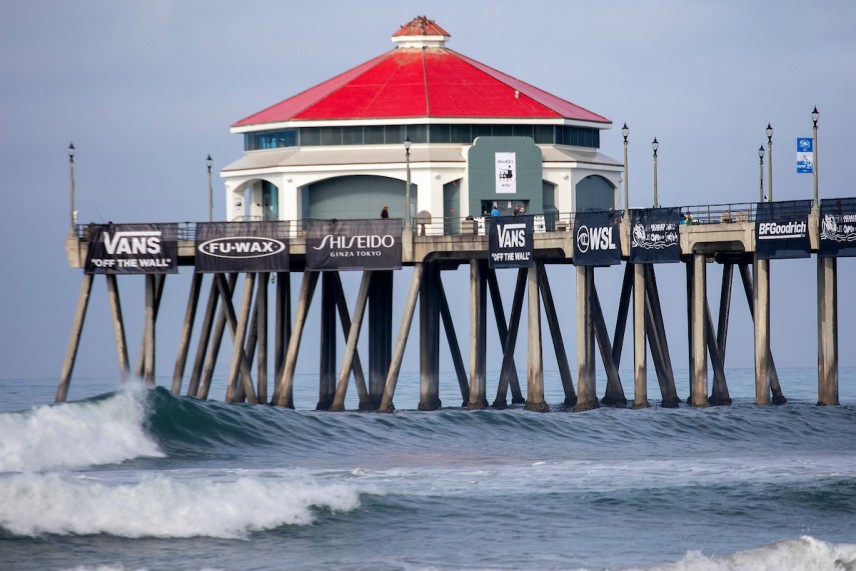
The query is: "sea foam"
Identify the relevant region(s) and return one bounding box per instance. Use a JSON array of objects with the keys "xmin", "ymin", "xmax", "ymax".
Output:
[
  {"xmin": 0, "ymin": 382, "xmax": 163, "ymax": 472},
  {"xmin": 632, "ymin": 535, "xmax": 856, "ymax": 571},
  {"xmin": 0, "ymin": 472, "xmax": 365, "ymax": 538}
]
